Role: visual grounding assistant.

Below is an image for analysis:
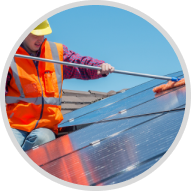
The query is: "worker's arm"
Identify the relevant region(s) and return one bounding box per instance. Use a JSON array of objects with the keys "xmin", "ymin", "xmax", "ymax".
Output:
[{"xmin": 62, "ymin": 45, "xmax": 114, "ymax": 80}]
